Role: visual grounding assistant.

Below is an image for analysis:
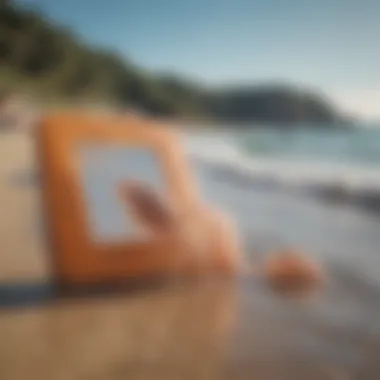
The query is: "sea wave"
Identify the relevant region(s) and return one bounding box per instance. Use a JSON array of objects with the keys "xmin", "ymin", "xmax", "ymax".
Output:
[{"xmin": 182, "ymin": 131, "xmax": 380, "ymax": 211}]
